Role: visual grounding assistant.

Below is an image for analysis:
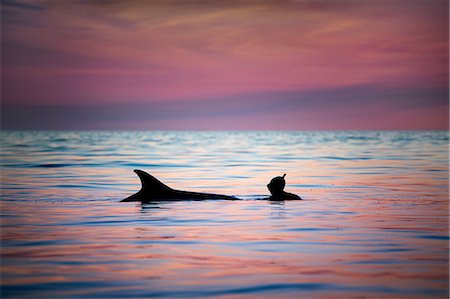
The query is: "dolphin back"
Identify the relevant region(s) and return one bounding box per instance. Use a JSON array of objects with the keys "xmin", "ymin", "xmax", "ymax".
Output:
[{"xmin": 121, "ymin": 169, "xmax": 173, "ymax": 202}]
